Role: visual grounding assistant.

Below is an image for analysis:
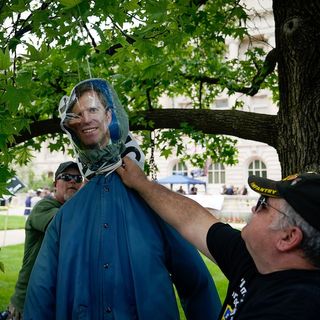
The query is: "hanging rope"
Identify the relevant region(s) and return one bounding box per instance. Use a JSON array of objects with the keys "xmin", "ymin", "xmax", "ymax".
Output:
[
  {"xmin": 86, "ymin": 56, "xmax": 92, "ymax": 79},
  {"xmin": 76, "ymin": 2, "xmax": 93, "ymax": 79},
  {"xmin": 149, "ymin": 130, "xmax": 157, "ymax": 181}
]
